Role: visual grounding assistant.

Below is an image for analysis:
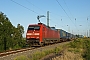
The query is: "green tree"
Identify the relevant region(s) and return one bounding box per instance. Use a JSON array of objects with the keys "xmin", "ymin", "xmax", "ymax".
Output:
[
  {"xmin": 0, "ymin": 12, "xmax": 25, "ymax": 51},
  {"xmin": 0, "ymin": 12, "xmax": 14, "ymax": 51}
]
